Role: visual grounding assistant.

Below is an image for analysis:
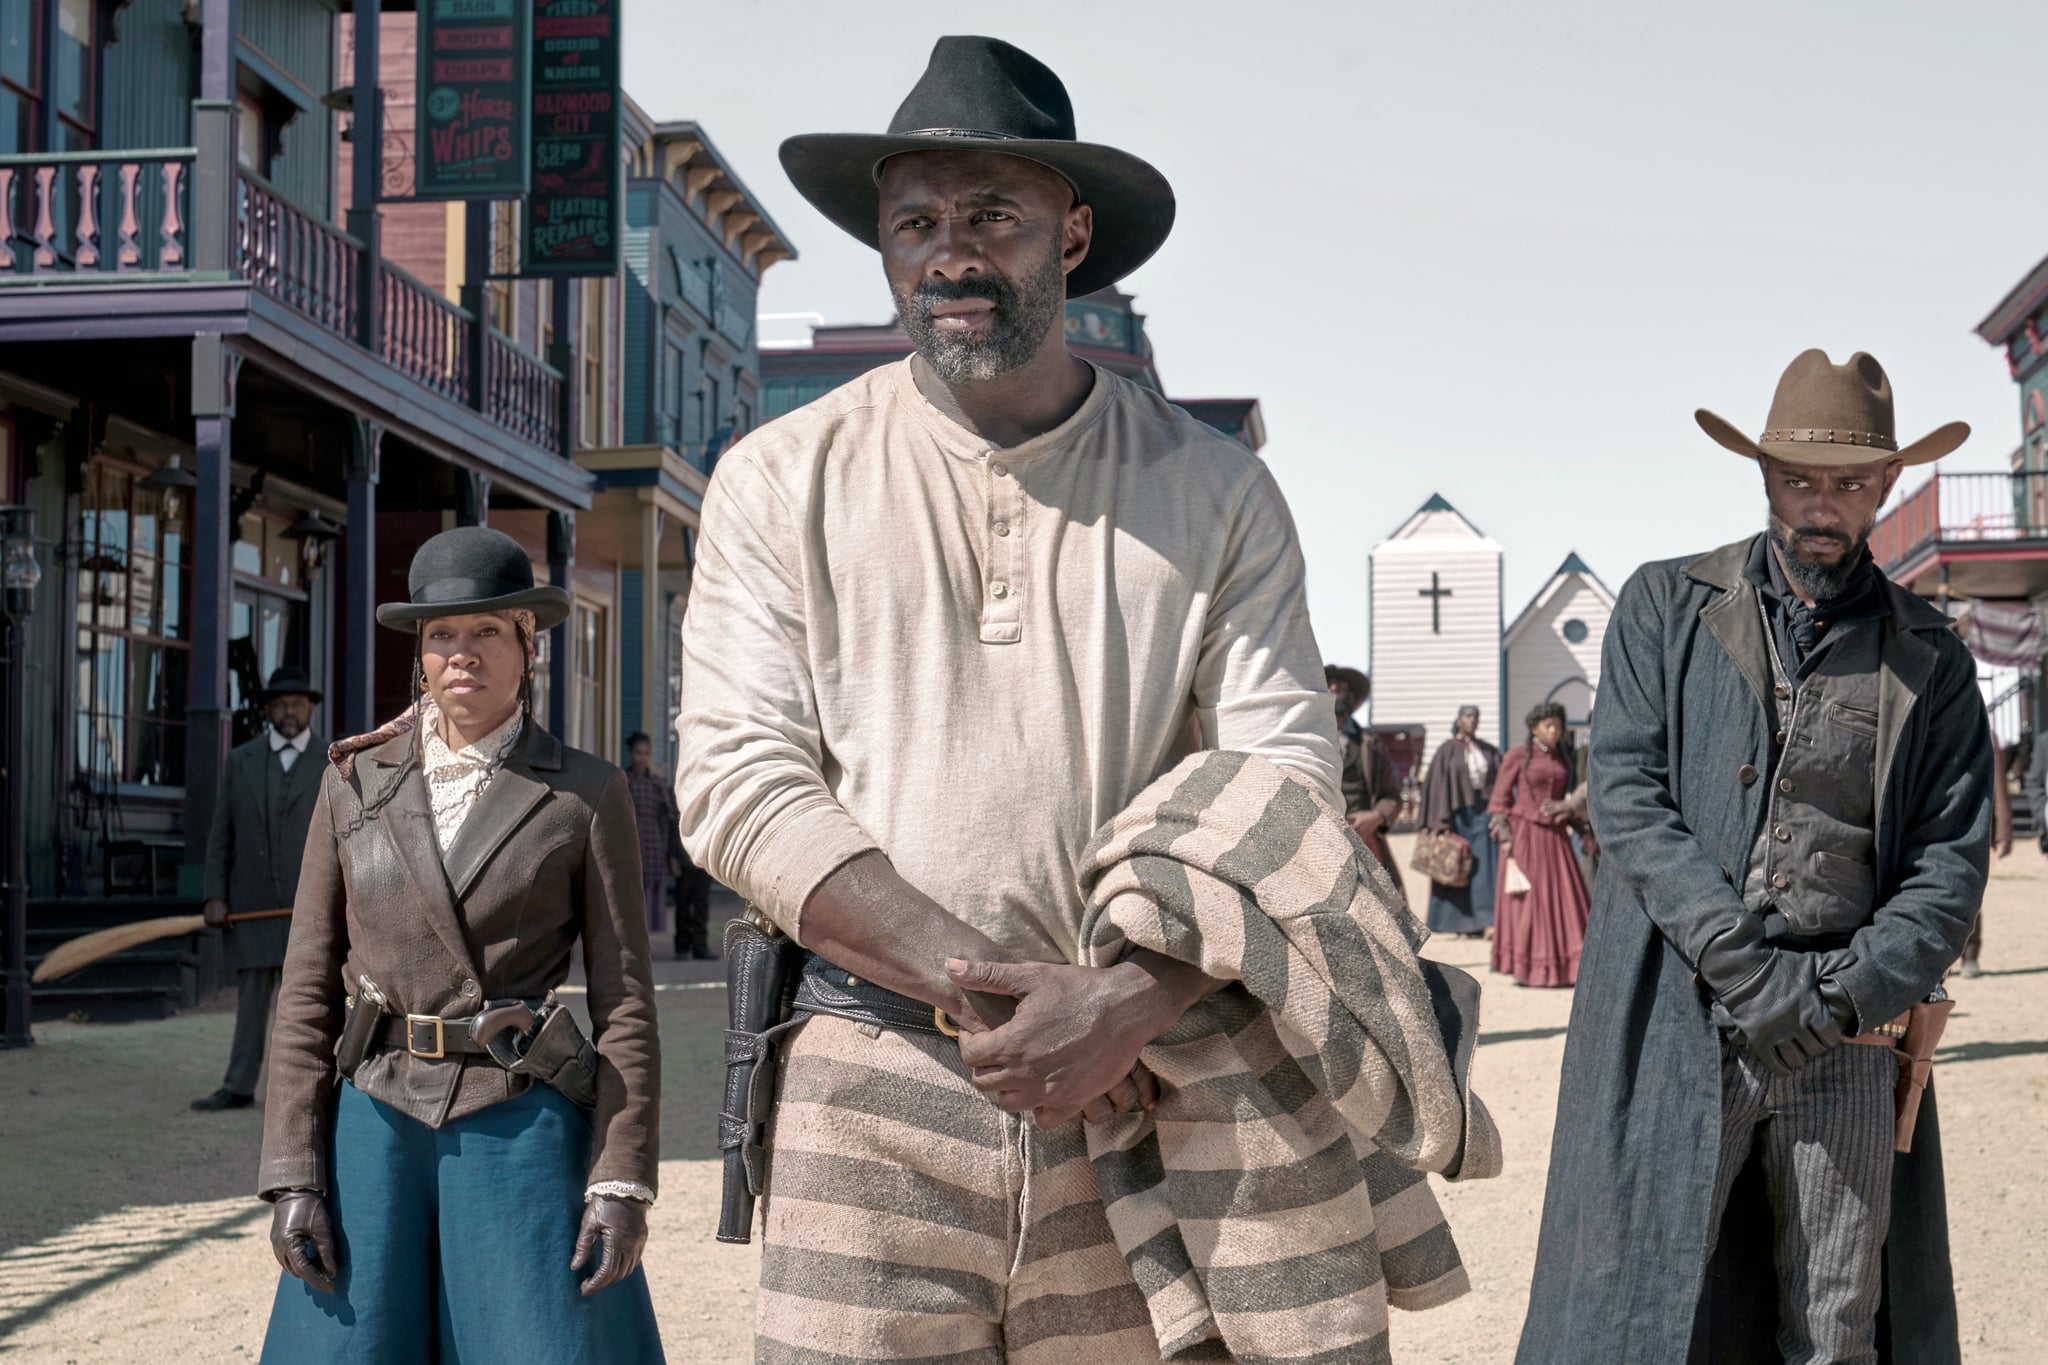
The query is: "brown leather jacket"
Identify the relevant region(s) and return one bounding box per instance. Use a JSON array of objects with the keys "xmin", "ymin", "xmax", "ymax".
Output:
[{"xmin": 258, "ymin": 723, "xmax": 660, "ymax": 1198}]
